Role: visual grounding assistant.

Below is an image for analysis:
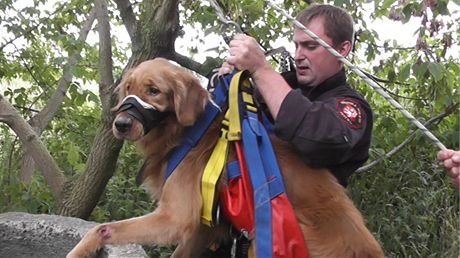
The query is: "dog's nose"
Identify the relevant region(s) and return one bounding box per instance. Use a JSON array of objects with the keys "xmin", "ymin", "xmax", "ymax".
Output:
[{"xmin": 114, "ymin": 117, "xmax": 133, "ymax": 133}]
